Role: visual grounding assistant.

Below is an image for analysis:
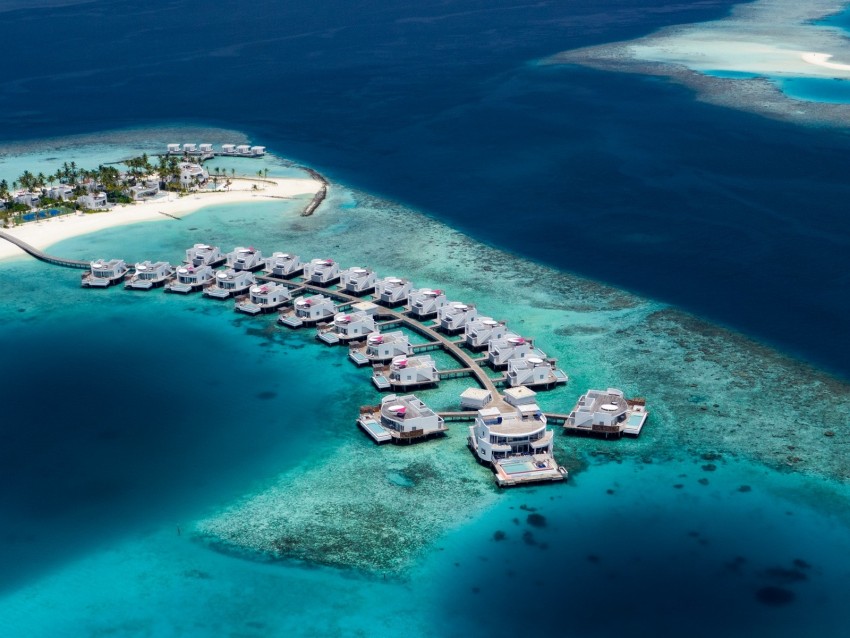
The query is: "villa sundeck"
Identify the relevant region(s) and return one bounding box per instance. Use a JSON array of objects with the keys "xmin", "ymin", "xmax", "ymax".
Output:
[
  {"xmin": 226, "ymin": 247, "xmax": 265, "ymax": 272},
  {"xmin": 185, "ymin": 243, "xmax": 226, "ymax": 268},
  {"xmin": 235, "ymin": 283, "xmax": 292, "ymax": 315},
  {"xmin": 464, "ymin": 316, "xmax": 508, "ymax": 351},
  {"xmin": 406, "ymin": 288, "xmax": 447, "ymax": 320},
  {"xmin": 348, "ymin": 330, "xmax": 413, "ymax": 365},
  {"xmin": 372, "ymin": 354, "xmax": 439, "ymax": 391},
  {"xmin": 279, "ymin": 294, "xmax": 336, "ymax": 328},
  {"xmin": 357, "ymin": 394, "xmax": 448, "ymax": 445},
  {"xmin": 374, "ymin": 276, "xmax": 412, "ymax": 307},
  {"xmin": 203, "ymin": 269, "xmax": 257, "ymax": 299},
  {"xmin": 304, "ymin": 258, "xmax": 340, "ymax": 286},
  {"xmin": 165, "ymin": 264, "xmax": 215, "ymax": 293},
  {"xmin": 264, "ymin": 252, "xmax": 303, "ymax": 278},
  {"xmin": 487, "ymin": 333, "xmax": 547, "ymax": 369},
  {"xmin": 564, "ymin": 388, "xmax": 648, "ymax": 438},
  {"xmin": 125, "ymin": 261, "xmax": 174, "ymax": 290},
  {"xmin": 340, "ymin": 267, "xmax": 378, "ymax": 296},
  {"xmin": 506, "ymin": 357, "xmax": 568, "ymax": 389},
  {"xmin": 437, "ymin": 302, "xmax": 478, "ymax": 334},
  {"xmin": 81, "ymin": 259, "xmax": 128, "ymax": 288},
  {"xmin": 317, "ymin": 308, "xmax": 377, "ymax": 345}
]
